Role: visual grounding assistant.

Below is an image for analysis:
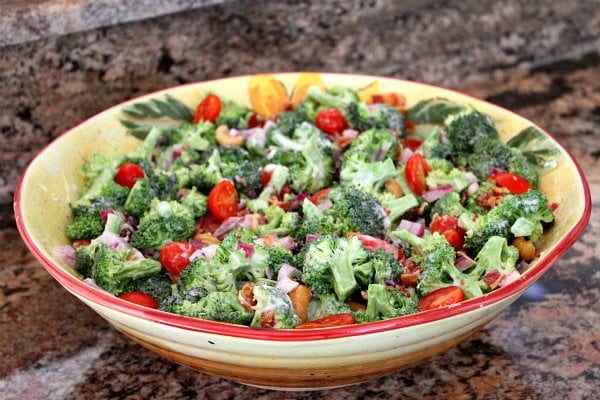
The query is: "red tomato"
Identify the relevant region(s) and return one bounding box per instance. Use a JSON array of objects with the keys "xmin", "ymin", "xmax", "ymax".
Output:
[
  {"xmin": 118, "ymin": 291, "xmax": 159, "ymax": 309},
  {"xmin": 430, "ymin": 214, "xmax": 459, "ymax": 234},
  {"xmin": 193, "ymin": 93, "xmax": 222, "ymax": 124},
  {"xmin": 442, "ymin": 229, "xmax": 464, "ymax": 250},
  {"xmin": 405, "ymin": 153, "xmax": 429, "ymax": 196},
  {"xmin": 315, "ymin": 108, "xmax": 348, "ymax": 136},
  {"xmin": 403, "ymin": 138, "xmax": 422, "ymax": 151},
  {"xmin": 295, "ymin": 313, "xmax": 355, "ymax": 329},
  {"xmin": 260, "ymin": 169, "xmax": 272, "ymax": 187},
  {"xmin": 160, "ymin": 241, "xmax": 196, "ymax": 278},
  {"xmin": 247, "ymin": 112, "xmax": 265, "ymax": 128},
  {"xmin": 311, "ymin": 187, "xmax": 333, "ymax": 205},
  {"xmin": 348, "ymin": 233, "xmax": 405, "ymax": 261},
  {"xmin": 207, "ymin": 180, "xmax": 239, "ymax": 221},
  {"xmin": 491, "ymin": 172, "xmax": 532, "ymax": 194},
  {"xmin": 418, "ymin": 286, "xmax": 464, "ymax": 311},
  {"xmin": 114, "ymin": 162, "xmax": 145, "ymax": 188}
]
